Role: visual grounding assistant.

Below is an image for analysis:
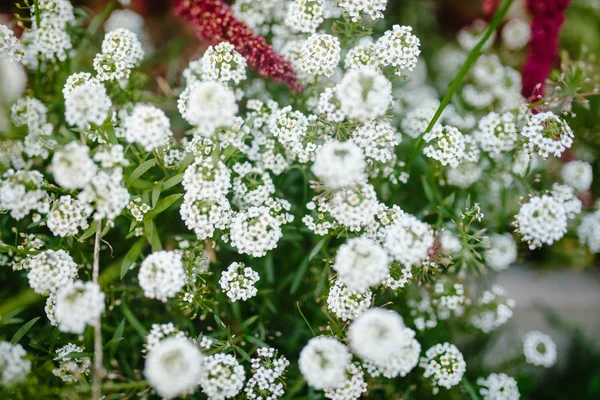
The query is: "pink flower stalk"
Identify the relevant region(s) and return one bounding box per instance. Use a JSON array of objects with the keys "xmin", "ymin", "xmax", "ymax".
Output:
[{"xmin": 173, "ymin": 0, "xmax": 303, "ymax": 92}]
